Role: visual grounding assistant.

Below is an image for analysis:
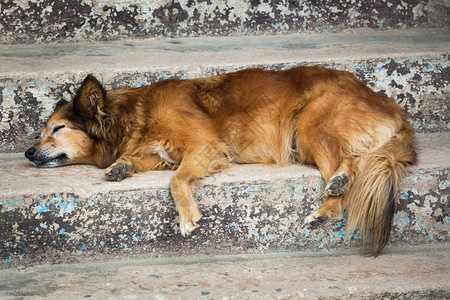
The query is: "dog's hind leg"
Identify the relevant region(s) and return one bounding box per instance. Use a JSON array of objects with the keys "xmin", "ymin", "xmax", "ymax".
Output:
[
  {"xmin": 297, "ymin": 121, "xmax": 354, "ymax": 226},
  {"xmin": 304, "ymin": 149, "xmax": 354, "ymax": 226},
  {"xmin": 305, "ymin": 159, "xmax": 354, "ymax": 225},
  {"xmin": 104, "ymin": 155, "xmax": 170, "ymax": 181},
  {"xmin": 303, "ymin": 157, "xmax": 352, "ymax": 226},
  {"xmin": 170, "ymin": 144, "xmax": 229, "ymax": 236}
]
